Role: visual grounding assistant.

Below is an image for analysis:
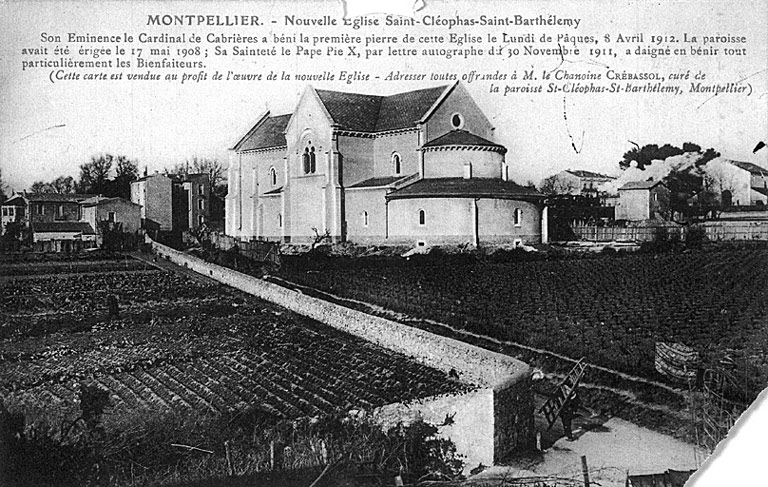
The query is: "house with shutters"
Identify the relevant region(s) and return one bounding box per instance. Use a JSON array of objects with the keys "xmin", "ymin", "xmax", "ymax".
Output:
[
  {"xmin": 226, "ymin": 82, "xmax": 546, "ymax": 247},
  {"xmin": 552, "ymin": 169, "xmax": 616, "ymax": 196}
]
